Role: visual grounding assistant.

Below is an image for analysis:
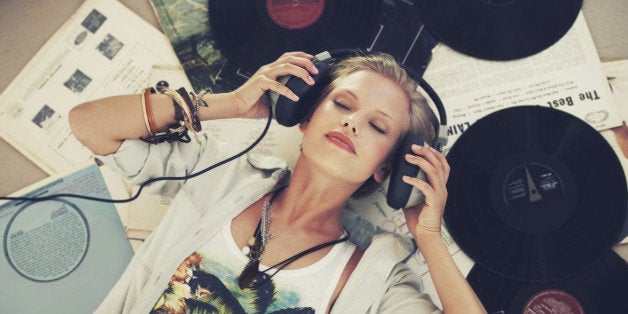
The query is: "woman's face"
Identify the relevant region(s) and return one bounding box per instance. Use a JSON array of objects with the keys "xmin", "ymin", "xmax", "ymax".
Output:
[{"xmin": 300, "ymin": 70, "xmax": 410, "ymax": 185}]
